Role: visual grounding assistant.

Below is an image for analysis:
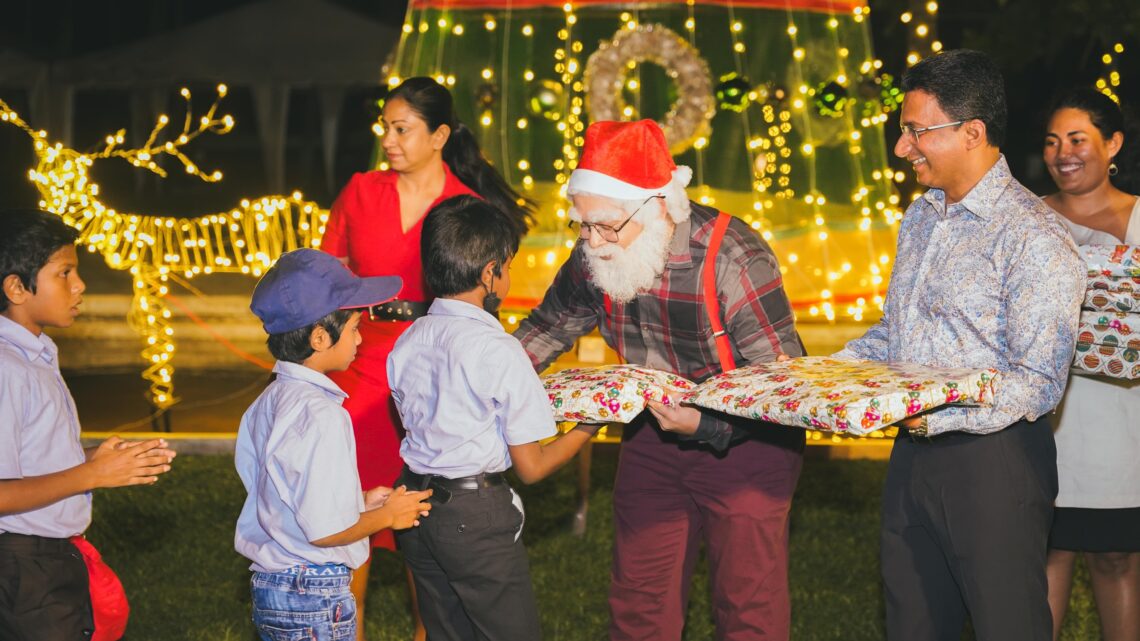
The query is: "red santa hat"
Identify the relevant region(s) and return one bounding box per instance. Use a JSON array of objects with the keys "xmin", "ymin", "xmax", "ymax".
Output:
[{"xmin": 567, "ymin": 120, "xmax": 692, "ymax": 222}]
